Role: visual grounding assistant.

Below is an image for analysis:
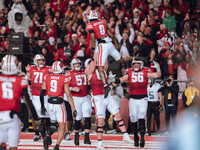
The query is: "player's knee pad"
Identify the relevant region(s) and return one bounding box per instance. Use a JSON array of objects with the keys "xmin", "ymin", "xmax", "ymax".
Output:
[
  {"xmin": 96, "ymin": 125, "xmax": 104, "ymax": 133},
  {"xmin": 116, "ymin": 119, "xmax": 125, "ymax": 128},
  {"xmin": 84, "ymin": 117, "xmax": 91, "ymax": 129},
  {"xmin": 74, "ymin": 120, "xmax": 81, "ymax": 130},
  {"xmin": 48, "ymin": 121, "xmax": 58, "ymax": 136}
]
